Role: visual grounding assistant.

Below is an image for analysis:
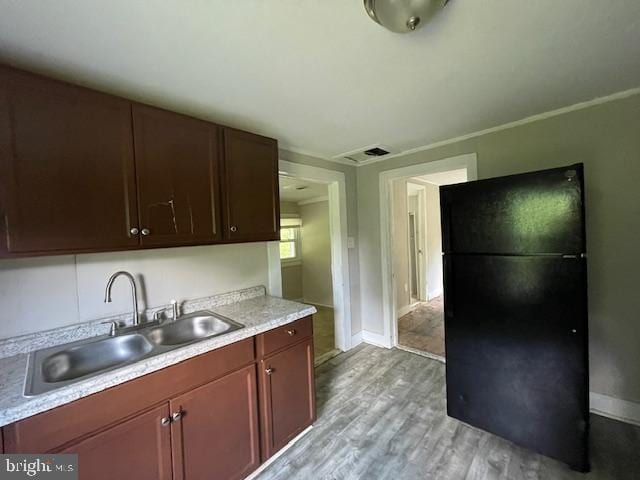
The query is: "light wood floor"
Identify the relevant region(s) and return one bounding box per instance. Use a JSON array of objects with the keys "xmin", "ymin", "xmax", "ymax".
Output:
[
  {"xmin": 398, "ymin": 296, "xmax": 445, "ymax": 357},
  {"xmin": 256, "ymin": 344, "xmax": 640, "ymax": 480},
  {"xmin": 312, "ymin": 305, "xmax": 335, "ymax": 360}
]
